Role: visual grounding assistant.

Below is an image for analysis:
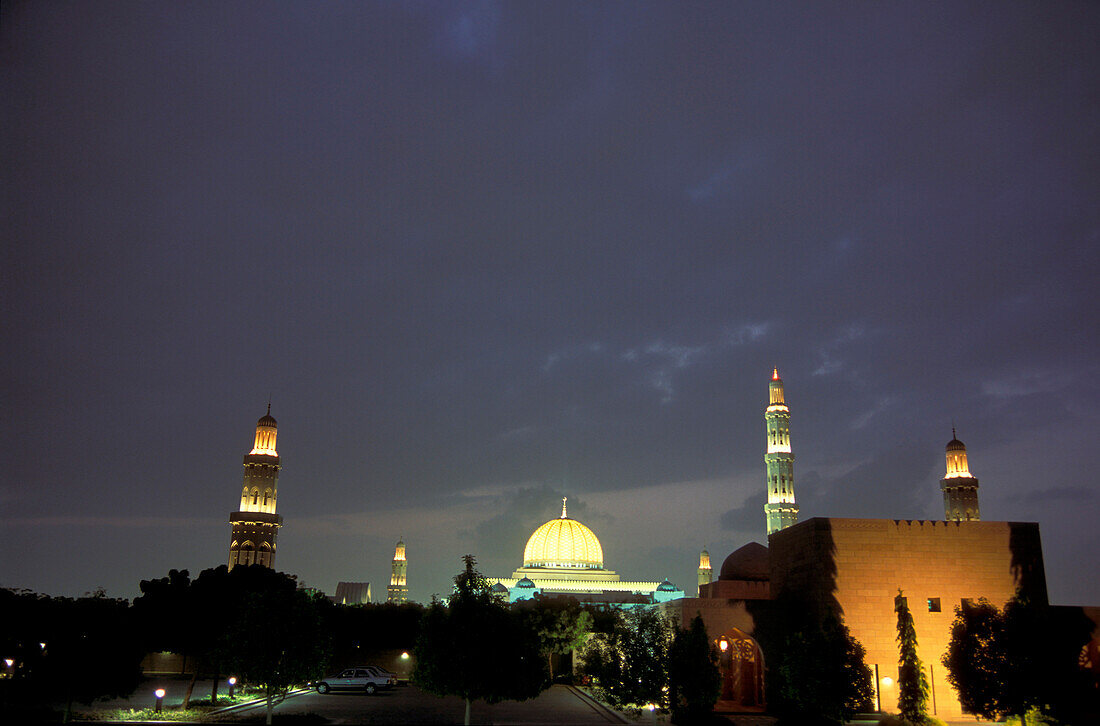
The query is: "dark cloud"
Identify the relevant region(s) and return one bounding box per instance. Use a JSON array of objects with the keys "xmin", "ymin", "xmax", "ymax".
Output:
[
  {"xmin": 720, "ymin": 493, "xmax": 766, "ymax": 532},
  {"xmin": 1008, "ymin": 486, "xmax": 1096, "ymax": 507},
  {"xmin": 2, "ymin": 2, "xmax": 1098, "ymax": 605}
]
